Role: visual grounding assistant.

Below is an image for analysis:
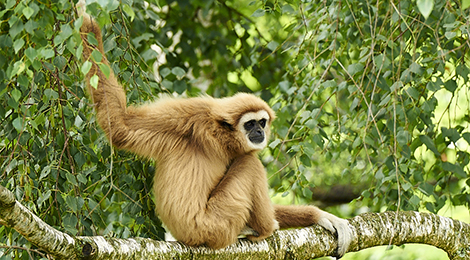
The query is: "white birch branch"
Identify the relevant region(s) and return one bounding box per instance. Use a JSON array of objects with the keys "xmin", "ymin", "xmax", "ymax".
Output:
[{"xmin": 1, "ymin": 184, "xmax": 469, "ymax": 259}]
